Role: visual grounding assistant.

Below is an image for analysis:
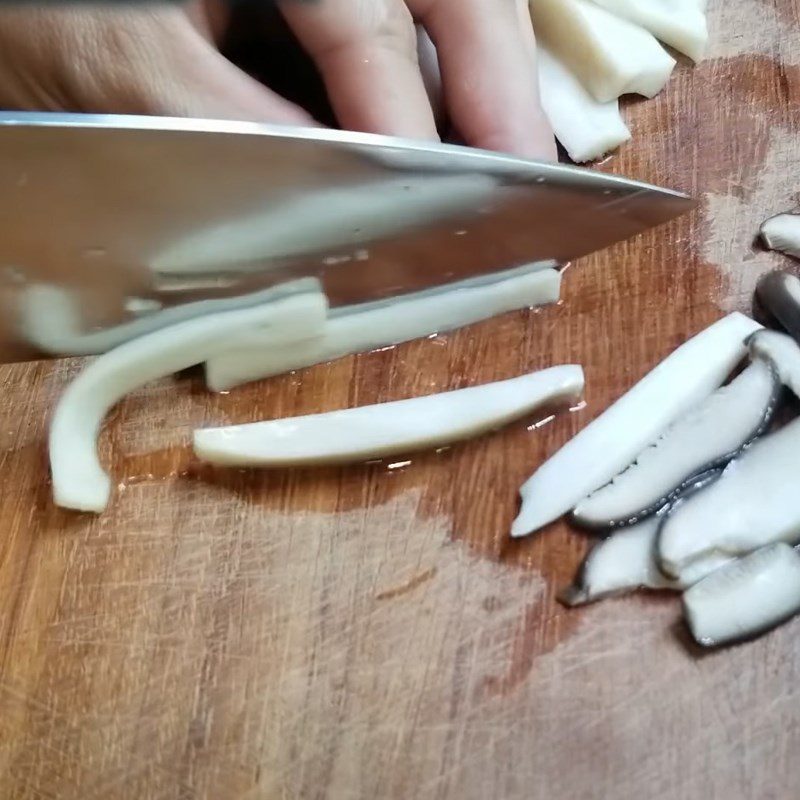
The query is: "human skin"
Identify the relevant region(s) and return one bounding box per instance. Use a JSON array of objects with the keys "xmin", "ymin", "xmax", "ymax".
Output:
[{"xmin": 0, "ymin": 0, "xmax": 556, "ymax": 159}]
